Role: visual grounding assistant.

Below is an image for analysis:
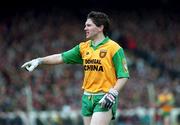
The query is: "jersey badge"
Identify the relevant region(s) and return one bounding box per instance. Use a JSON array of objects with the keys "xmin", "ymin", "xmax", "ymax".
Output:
[
  {"xmin": 99, "ymin": 49, "xmax": 107, "ymax": 58},
  {"xmin": 86, "ymin": 52, "xmax": 90, "ymax": 55}
]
